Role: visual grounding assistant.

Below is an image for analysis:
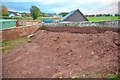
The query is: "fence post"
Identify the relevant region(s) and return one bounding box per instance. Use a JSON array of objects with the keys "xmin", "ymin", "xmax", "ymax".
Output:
[{"xmin": 16, "ymin": 20, "xmax": 19, "ymax": 27}]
